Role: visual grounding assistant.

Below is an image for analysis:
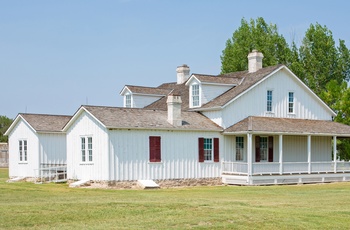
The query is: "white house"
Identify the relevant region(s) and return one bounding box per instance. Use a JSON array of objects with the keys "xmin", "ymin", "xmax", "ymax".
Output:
[
  {"xmin": 5, "ymin": 114, "xmax": 71, "ymax": 179},
  {"xmin": 6, "ymin": 50, "xmax": 350, "ymax": 185}
]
